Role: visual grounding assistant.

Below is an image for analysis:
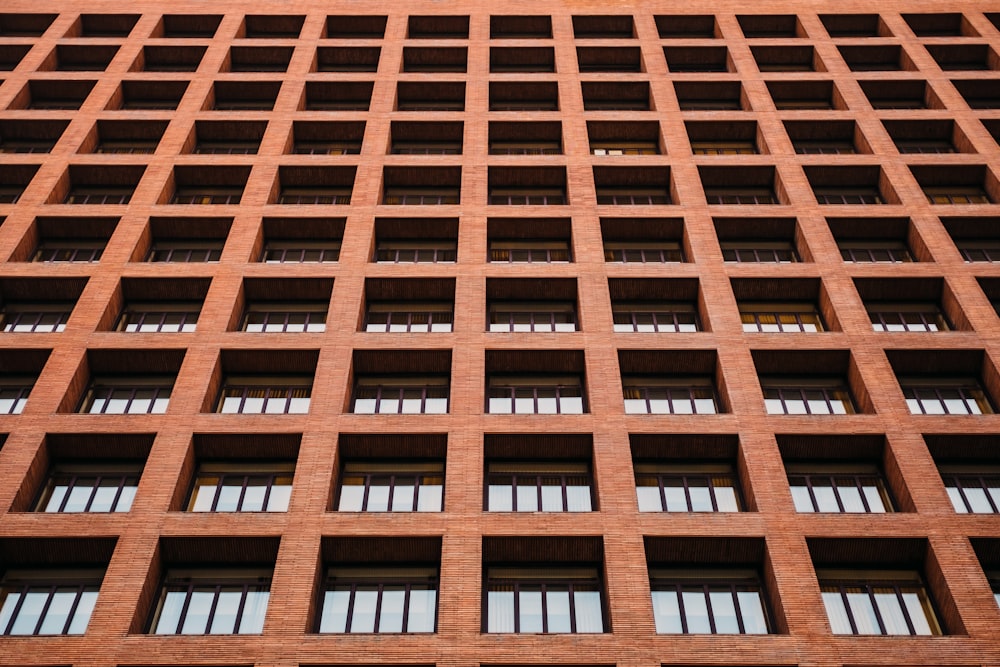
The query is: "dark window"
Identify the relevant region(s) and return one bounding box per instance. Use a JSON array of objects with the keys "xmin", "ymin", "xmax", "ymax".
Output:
[
  {"xmin": 691, "ymin": 141, "xmax": 756, "ymax": 155},
  {"xmin": 957, "ymin": 240, "xmax": 1000, "ymax": 262},
  {"xmin": 819, "ymin": 571, "xmax": 941, "ymax": 635},
  {"xmin": 147, "ymin": 241, "xmax": 223, "ymax": 263},
  {"xmin": 788, "ymin": 464, "xmax": 893, "ymax": 513},
  {"xmin": 150, "ymin": 570, "xmax": 270, "ymax": 635},
  {"xmin": 0, "ymin": 570, "xmax": 102, "ymax": 635},
  {"xmin": 868, "ymin": 303, "xmax": 950, "ymax": 332},
  {"xmin": 1, "ymin": 303, "xmax": 71, "ymax": 332},
  {"xmin": 613, "ymin": 303, "xmax": 699, "ymax": 333},
  {"xmin": 815, "ymin": 189, "xmax": 884, "ymax": 205},
  {"xmin": 0, "ymin": 378, "xmax": 33, "ymax": 414},
  {"xmin": 118, "ymin": 303, "xmax": 198, "ymax": 333},
  {"xmin": 262, "ymin": 240, "xmax": 340, "ymax": 264},
  {"xmin": 319, "ymin": 567, "xmax": 437, "ymax": 633},
  {"xmin": 839, "ymin": 241, "xmax": 913, "ymax": 263},
  {"xmin": 65, "ymin": 188, "xmax": 132, "ymax": 205},
  {"xmin": 596, "ymin": 189, "xmax": 670, "ymax": 206},
  {"xmin": 900, "ymin": 378, "xmax": 993, "ymax": 415},
  {"xmin": 81, "ymin": 378, "xmax": 172, "ymax": 414},
  {"xmin": 489, "ymin": 240, "xmax": 570, "ymax": 263},
  {"xmin": 604, "ymin": 241, "xmax": 684, "ymax": 263},
  {"xmin": 486, "ymin": 567, "xmax": 605, "ymax": 633},
  {"xmin": 488, "ymin": 299, "xmax": 576, "ymax": 332},
  {"xmin": 338, "ymin": 462, "xmax": 444, "ymax": 512},
  {"xmin": 217, "ymin": 378, "xmax": 311, "ymax": 414},
  {"xmin": 278, "ymin": 189, "xmax": 351, "ymax": 206},
  {"xmin": 35, "ymin": 464, "xmax": 141, "ymax": 513},
  {"xmin": 486, "ymin": 462, "xmax": 593, "ymax": 512},
  {"xmin": 364, "ymin": 303, "xmax": 453, "ymax": 333},
  {"xmin": 761, "ymin": 379, "xmax": 855, "ymax": 415},
  {"xmin": 187, "ymin": 463, "xmax": 293, "ymax": 512},
  {"xmin": 623, "ymin": 378, "xmax": 719, "ymax": 415},
  {"xmin": 32, "ymin": 241, "xmax": 104, "ymax": 263},
  {"xmin": 721, "ymin": 241, "xmax": 798, "ymax": 263},
  {"xmin": 243, "ymin": 304, "xmax": 326, "ymax": 333},
  {"xmin": 650, "ymin": 570, "xmax": 770, "ymax": 634},
  {"xmin": 487, "ymin": 376, "xmax": 585, "ymax": 414},
  {"xmin": 635, "ymin": 463, "xmax": 741, "ymax": 512},
  {"xmin": 171, "ymin": 188, "xmax": 242, "ymax": 205},
  {"xmin": 383, "ymin": 189, "xmax": 459, "ymax": 206},
  {"xmin": 352, "ymin": 377, "xmax": 449, "ymax": 414},
  {"xmin": 489, "ymin": 189, "xmax": 566, "ymax": 206},
  {"xmin": 924, "ymin": 187, "xmax": 990, "ymax": 205},
  {"xmin": 705, "ymin": 189, "xmax": 777, "ymax": 205},
  {"xmin": 375, "ymin": 241, "xmax": 456, "ymax": 264},
  {"xmin": 941, "ymin": 466, "xmax": 1000, "ymax": 513},
  {"xmin": 740, "ymin": 303, "xmax": 824, "ymax": 332}
]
